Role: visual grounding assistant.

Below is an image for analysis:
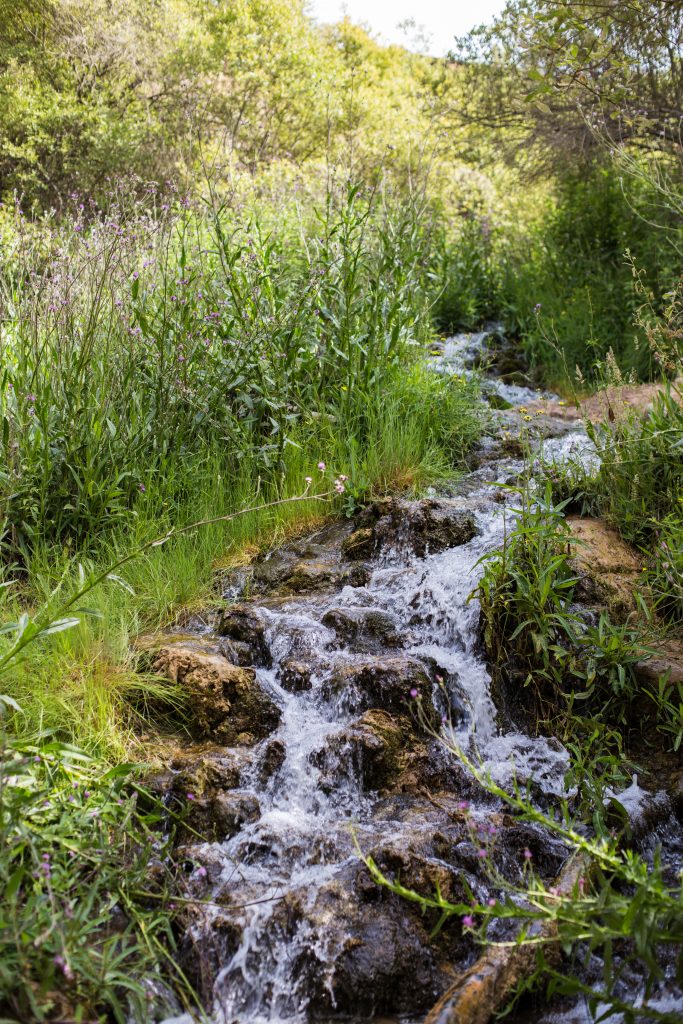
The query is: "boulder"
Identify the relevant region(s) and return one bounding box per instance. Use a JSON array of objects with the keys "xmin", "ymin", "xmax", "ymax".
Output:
[
  {"xmin": 279, "ymin": 658, "xmax": 313, "ymax": 692},
  {"xmin": 341, "ymin": 527, "xmax": 376, "ymax": 561},
  {"xmin": 176, "ymin": 790, "xmax": 260, "ymax": 842},
  {"xmin": 216, "ymin": 604, "xmax": 271, "ymax": 666},
  {"xmin": 152, "ymin": 645, "xmax": 280, "ymax": 744},
  {"xmin": 325, "ymin": 655, "xmax": 437, "ymax": 725},
  {"xmin": 370, "ymin": 498, "xmax": 477, "ymax": 559},
  {"xmin": 257, "ymin": 738, "xmax": 287, "ymax": 783},
  {"xmin": 321, "ymin": 607, "xmax": 403, "ymax": 651},
  {"xmin": 567, "ymin": 517, "xmax": 644, "ymax": 622},
  {"xmin": 311, "ymin": 710, "xmax": 406, "ymax": 792},
  {"xmin": 253, "ymin": 556, "xmax": 370, "ymax": 595}
]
